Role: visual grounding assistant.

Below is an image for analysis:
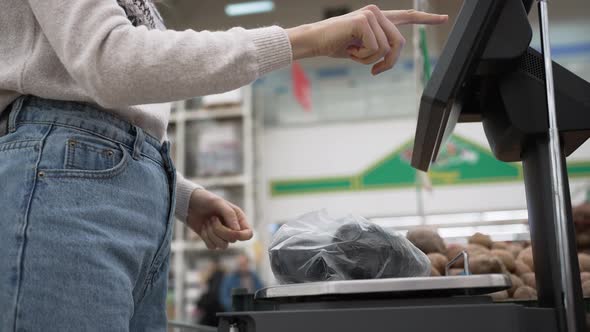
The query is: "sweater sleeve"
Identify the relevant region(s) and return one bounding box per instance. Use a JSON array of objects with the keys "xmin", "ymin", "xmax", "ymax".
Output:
[
  {"xmin": 25, "ymin": 0, "xmax": 293, "ymax": 108},
  {"xmin": 175, "ymin": 171, "xmax": 202, "ymax": 222}
]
